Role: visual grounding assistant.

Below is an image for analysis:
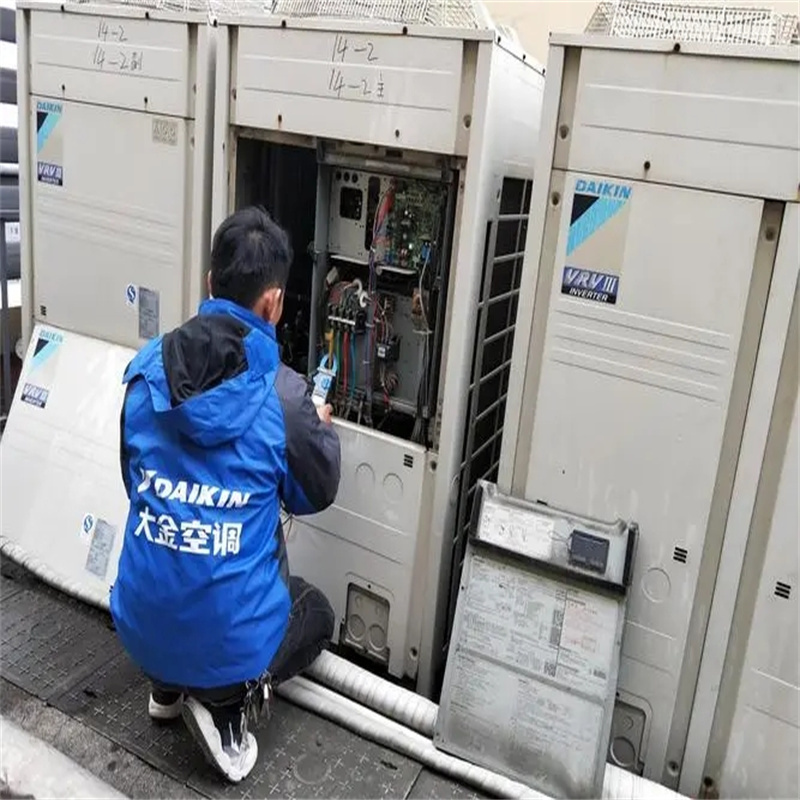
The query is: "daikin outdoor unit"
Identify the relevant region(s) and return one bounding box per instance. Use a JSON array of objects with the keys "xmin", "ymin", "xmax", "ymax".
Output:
[
  {"xmin": 15, "ymin": 0, "xmax": 216, "ymax": 350},
  {"xmin": 497, "ymin": 0, "xmax": 799, "ymax": 793},
  {"xmin": 210, "ymin": 0, "xmax": 544, "ymax": 692},
  {"xmin": 0, "ymin": 0, "xmax": 216, "ymax": 608}
]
